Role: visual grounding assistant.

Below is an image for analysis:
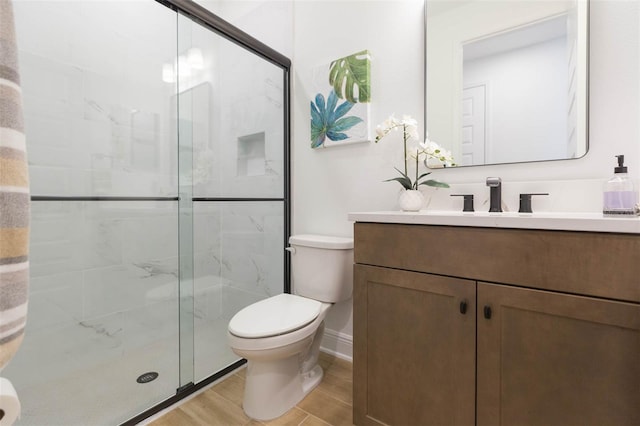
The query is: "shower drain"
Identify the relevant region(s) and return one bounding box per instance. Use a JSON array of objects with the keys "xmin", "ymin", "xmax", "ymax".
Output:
[{"xmin": 136, "ymin": 372, "xmax": 159, "ymax": 384}]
